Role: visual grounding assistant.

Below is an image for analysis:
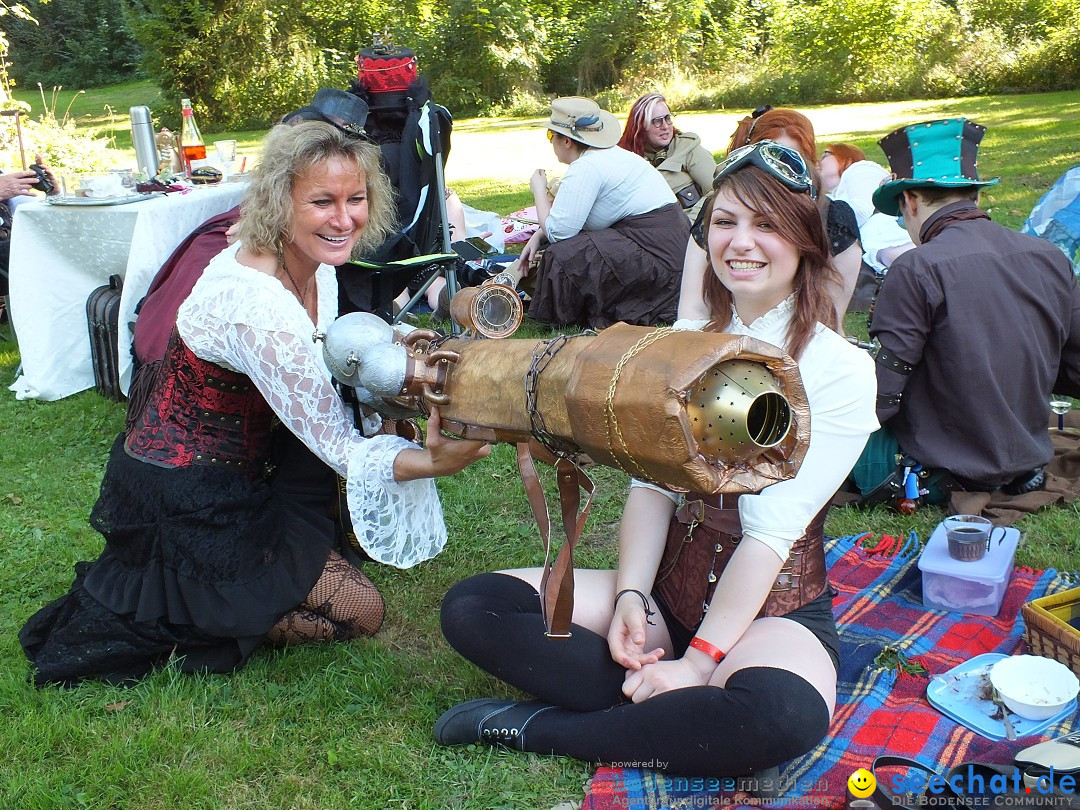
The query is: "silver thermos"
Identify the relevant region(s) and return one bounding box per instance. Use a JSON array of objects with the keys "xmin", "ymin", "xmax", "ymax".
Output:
[{"xmin": 130, "ymin": 106, "xmax": 159, "ymax": 177}]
